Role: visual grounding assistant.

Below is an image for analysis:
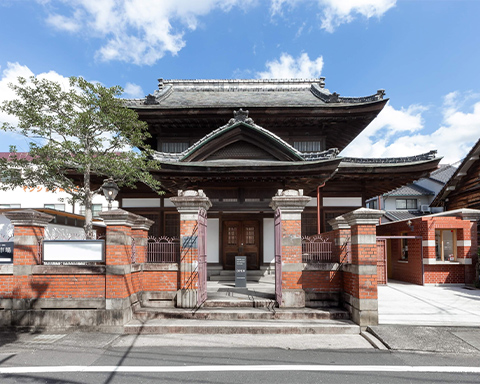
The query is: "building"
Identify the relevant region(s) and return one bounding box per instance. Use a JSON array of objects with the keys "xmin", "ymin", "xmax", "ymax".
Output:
[
  {"xmin": 366, "ymin": 164, "xmax": 457, "ymax": 223},
  {"xmin": 121, "ymin": 78, "xmax": 441, "ymax": 273}
]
